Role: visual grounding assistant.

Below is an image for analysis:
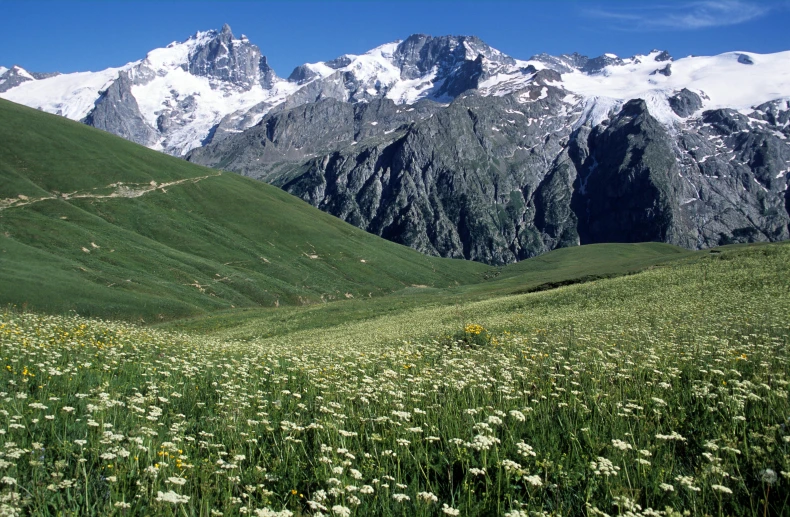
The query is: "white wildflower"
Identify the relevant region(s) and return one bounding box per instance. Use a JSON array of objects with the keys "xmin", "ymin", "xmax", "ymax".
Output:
[
  {"xmin": 417, "ymin": 491, "xmax": 438, "ymax": 503},
  {"xmin": 655, "ymin": 431, "xmax": 686, "ymax": 442},
  {"xmin": 156, "ymin": 490, "xmax": 190, "ymax": 504},
  {"xmin": 524, "ymin": 474, "xmax": 543, "ymax": 487},
  {"xmin": 760, "ymin": 469, "xmax": 778, "ymax": 484},
  {"xmin": 332, "ymin": 505, "xmax": 351, "ymax": 517},
  {"xmin": 611, "ymin": 439, "xmax": 632, "ymax": 451}
]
